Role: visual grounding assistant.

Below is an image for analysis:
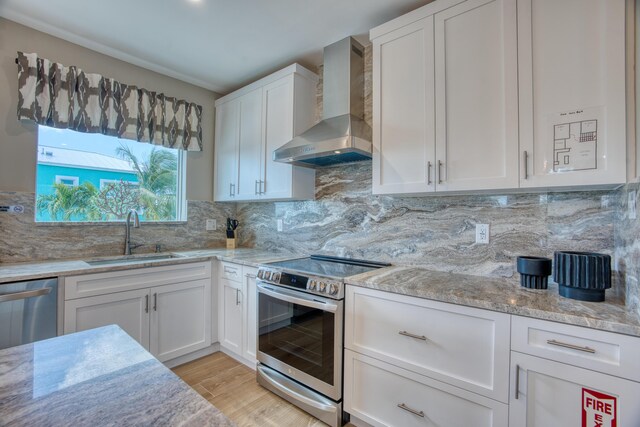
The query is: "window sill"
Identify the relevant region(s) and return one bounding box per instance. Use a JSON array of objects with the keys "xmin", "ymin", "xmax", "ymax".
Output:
[{"xmin": 35, "ymin": 220, "xmax": 188, "ymax": 227}]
